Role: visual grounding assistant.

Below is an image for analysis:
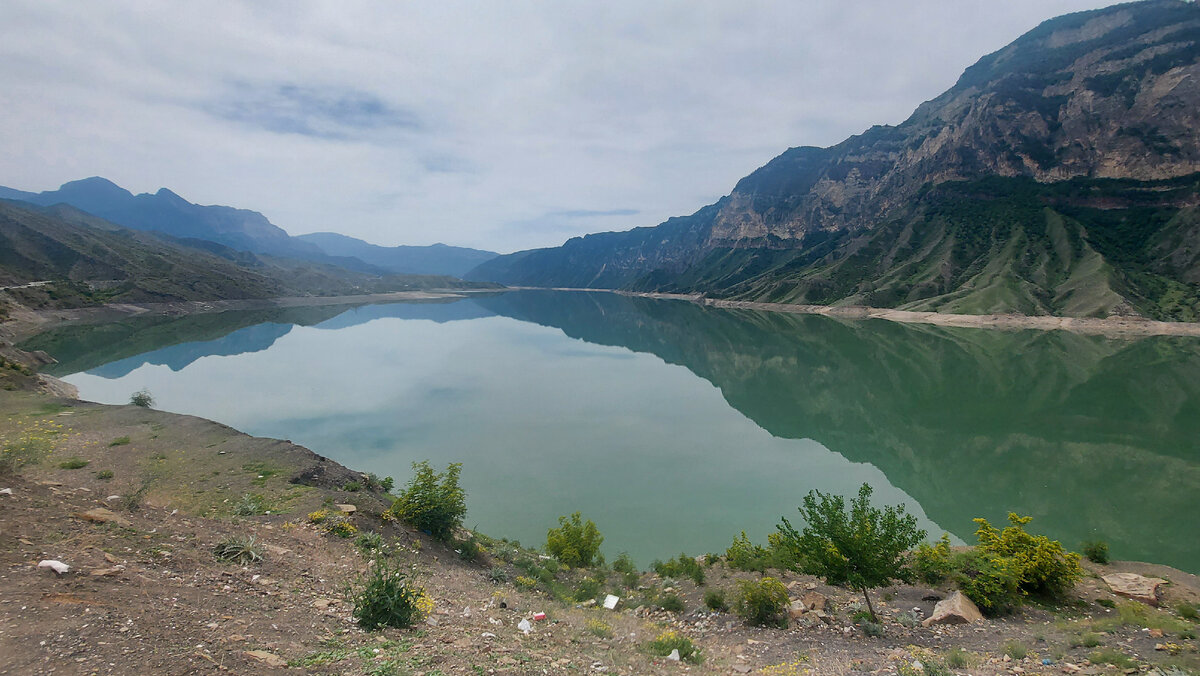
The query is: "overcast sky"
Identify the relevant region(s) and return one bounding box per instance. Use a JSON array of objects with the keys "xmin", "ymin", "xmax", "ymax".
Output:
[{"xmin": 1, "ymin": 1, "xmax": 1117, "ymax": 254}]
